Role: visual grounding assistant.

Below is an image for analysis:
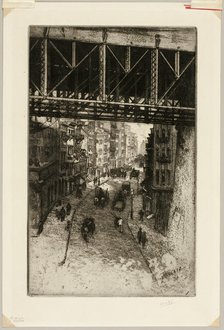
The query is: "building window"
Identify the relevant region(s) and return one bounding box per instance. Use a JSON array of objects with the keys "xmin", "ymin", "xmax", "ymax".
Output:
[
  {"xmin": 167, "ymin": 128, "xmax": 171, "ymax": 138},
  {"xmin": 167, "ymin": 169, "xmax": 171, "ymax": 185},
  {"xmin": 161, "ymin": 170, "xmax": 166, "ymax": 185},
  {"xmin": 156, "ymin": 170, "xmax": 160, "ymax": 185},
  {"xmin": 167, "ymin": 147, "xmax": 171, "ymax": 158},
  {"xmin": 162, "ymin": 147, "xmax": 166, "ymax": 157},
  {"xmin": 156, "ymin": 147, "xmax": 160, "ymax": 158},
  {"xmin": 162, "ymin": 129, "xmax": 166, "ymax": 139}
]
